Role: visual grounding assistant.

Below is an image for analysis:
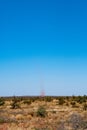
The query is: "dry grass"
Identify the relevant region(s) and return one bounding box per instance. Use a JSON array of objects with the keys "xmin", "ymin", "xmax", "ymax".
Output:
[{"xmin": 0, "ymin": 96, "xmax": 87, "ymax": 130}]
